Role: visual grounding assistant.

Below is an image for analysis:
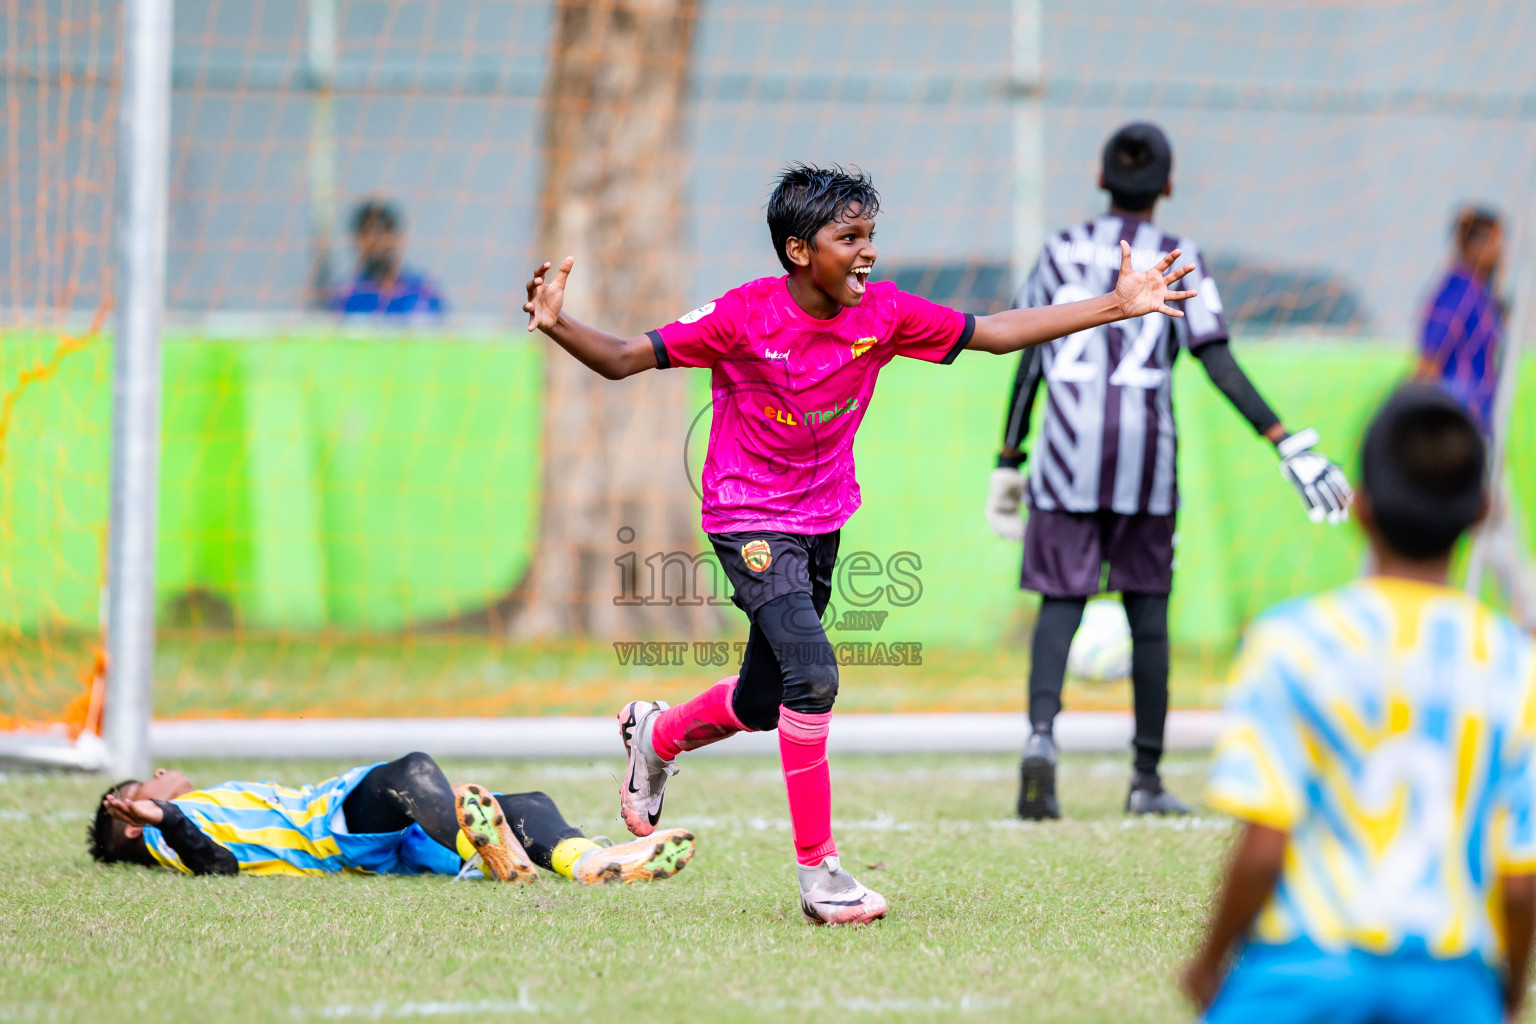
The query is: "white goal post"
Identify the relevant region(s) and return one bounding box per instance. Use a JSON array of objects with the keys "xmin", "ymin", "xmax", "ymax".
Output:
[{"xmin": 0, "ymin": 0, "xmax": 170, "ymax": 775}]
